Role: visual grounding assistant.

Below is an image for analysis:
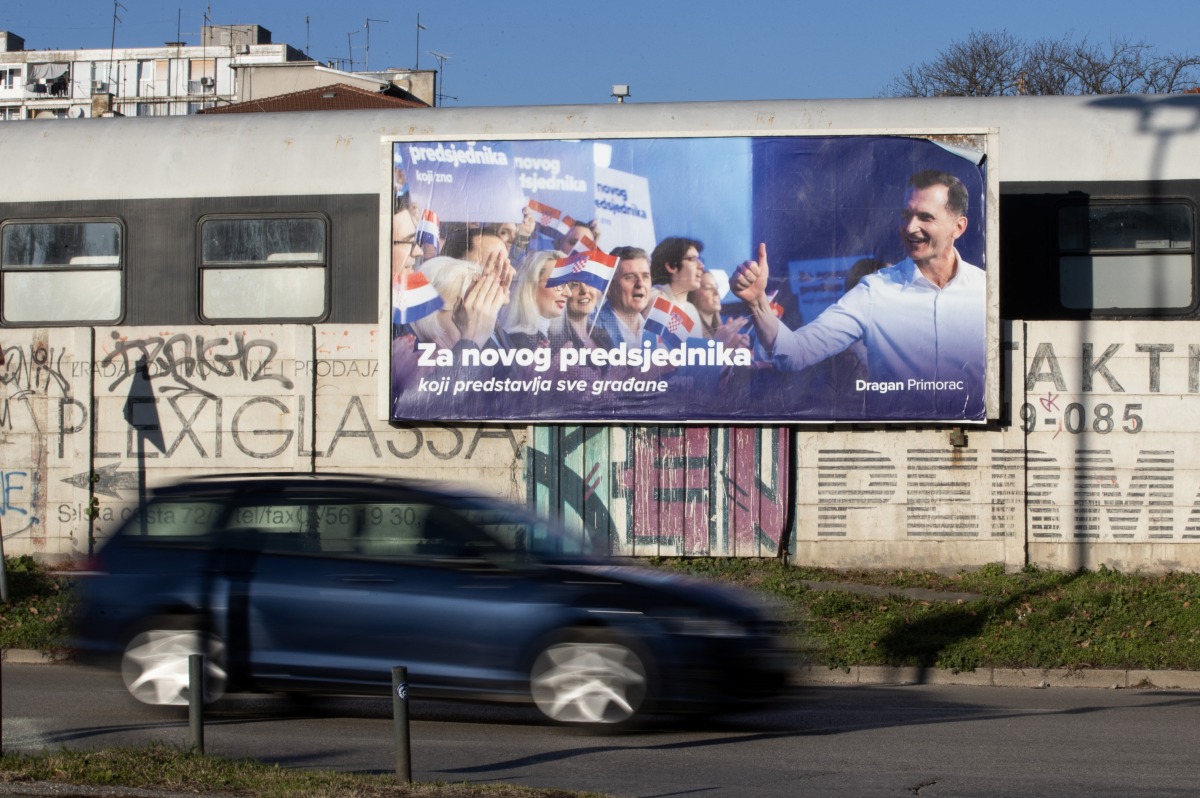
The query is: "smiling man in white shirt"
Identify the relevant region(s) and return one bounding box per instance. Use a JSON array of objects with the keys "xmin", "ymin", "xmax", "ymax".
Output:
[{"xmin": 731, "ymin": 169, "xmax": 986, "ymax": 419}]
